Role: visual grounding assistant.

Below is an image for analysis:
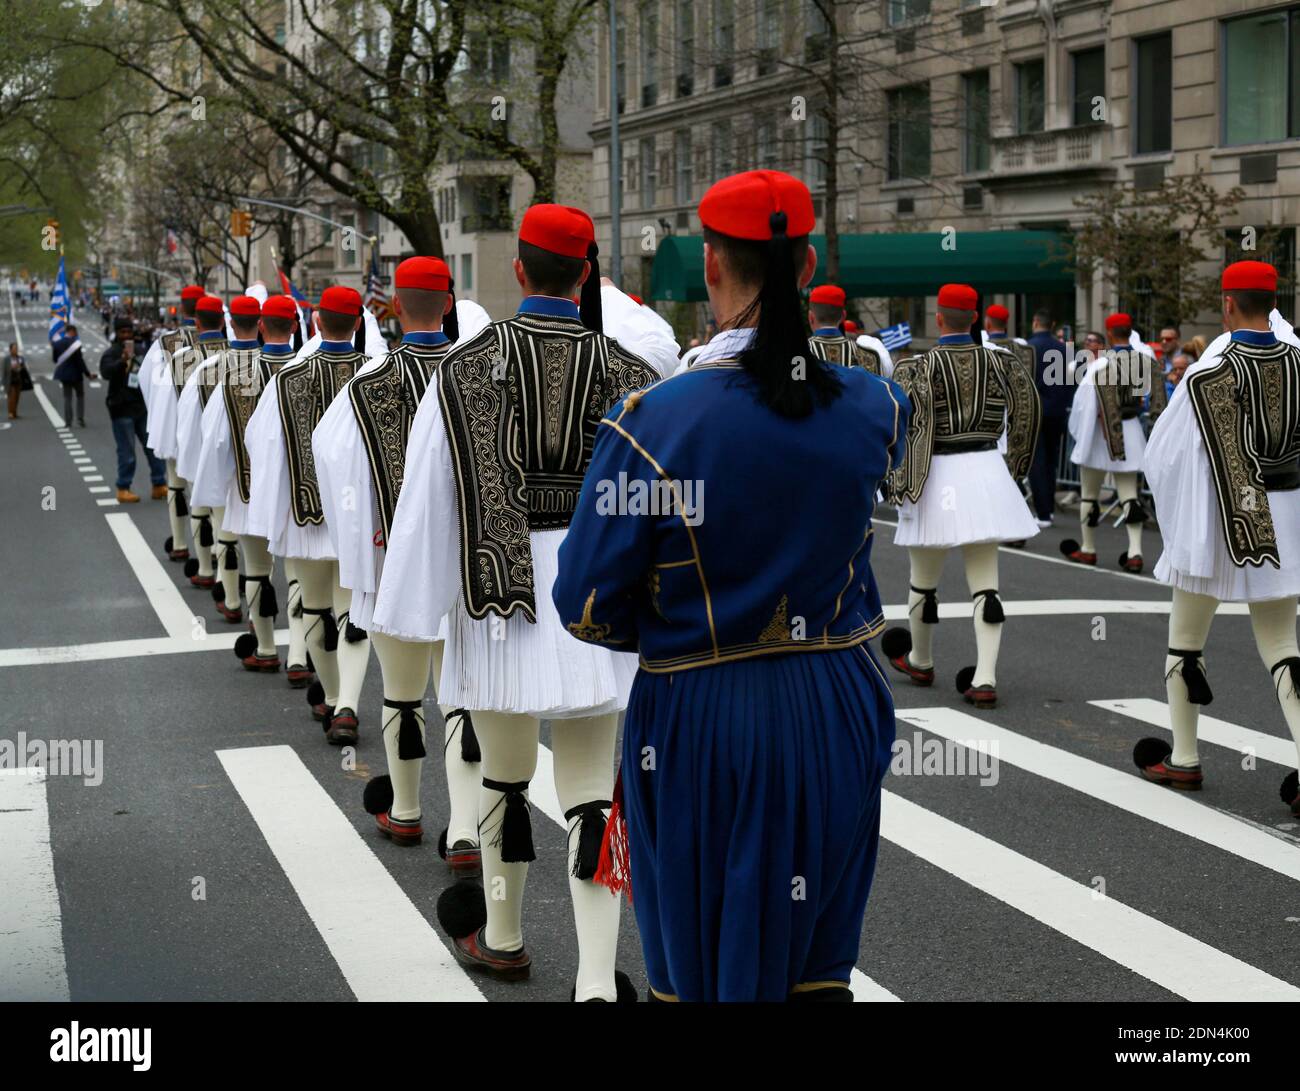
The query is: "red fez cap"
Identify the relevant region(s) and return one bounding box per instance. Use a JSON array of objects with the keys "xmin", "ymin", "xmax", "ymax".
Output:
[
  {"xmin": 937, "ymin": 284, "xmax": 978, "ymax": 310},
  {"xmin": 394, "ymin": 256, "xmax": 451, "ymax": 291},
  {"xmin": 229, "ymin": 295, "xmax": 261, "ymax": 317},
  {"xmin": 195, "ymin": 295, "xmax": 224, "ymax": 315},
  {"xmin": 318, "ymin": 285, "xmax": 362, "ymax": 316},
  {"xmin": 810, "ymin": 285, "xmax": 847, "ymax": 307},
  {"xmin": 1105, "ymin": 313, "xmax": 1131, "ymax": 330},
  {"xmin": 986, "ymin": 303, "xmax": 1009, "ymax": 322},
  {"xmin": 1223, "ymin": 260, "xmax": 1278, "ymax": 292},
  {"xmin": 181, "ymin": 284, "xmax": 205, "ymax": 302},
  {"xmin": 843, "ymin": 320, "xmax": 860, "ymax": 334},
  {"xmin": 261, "ymin": 295, "xmax": 298, "ymax": 320},
  {"xmin": 698, "ymin": 170, "xmax": 815, "ymax": 241},
  {"xmin": 519, "ymin": 204, "xmax": 595, "ymax": 259},
  {"xmin": 627, "ymin": 293, "xmax": 644, "ymax": 306}
]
